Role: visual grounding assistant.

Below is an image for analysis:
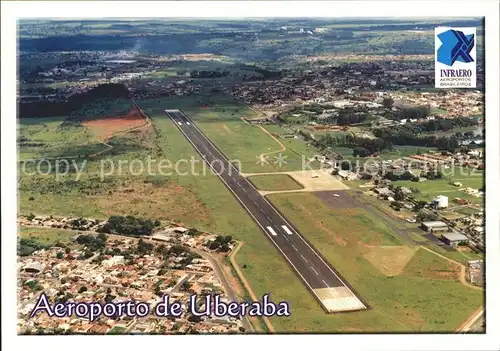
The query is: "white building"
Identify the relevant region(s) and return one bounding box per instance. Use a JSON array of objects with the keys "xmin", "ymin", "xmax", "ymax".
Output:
[
  {"xmin": 102, "ymin": 255, "xmax": 125, "ymax": 268},
  {"xmin": 433, "ymin": 195, "xmax": 449, "ymax": 209}
]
